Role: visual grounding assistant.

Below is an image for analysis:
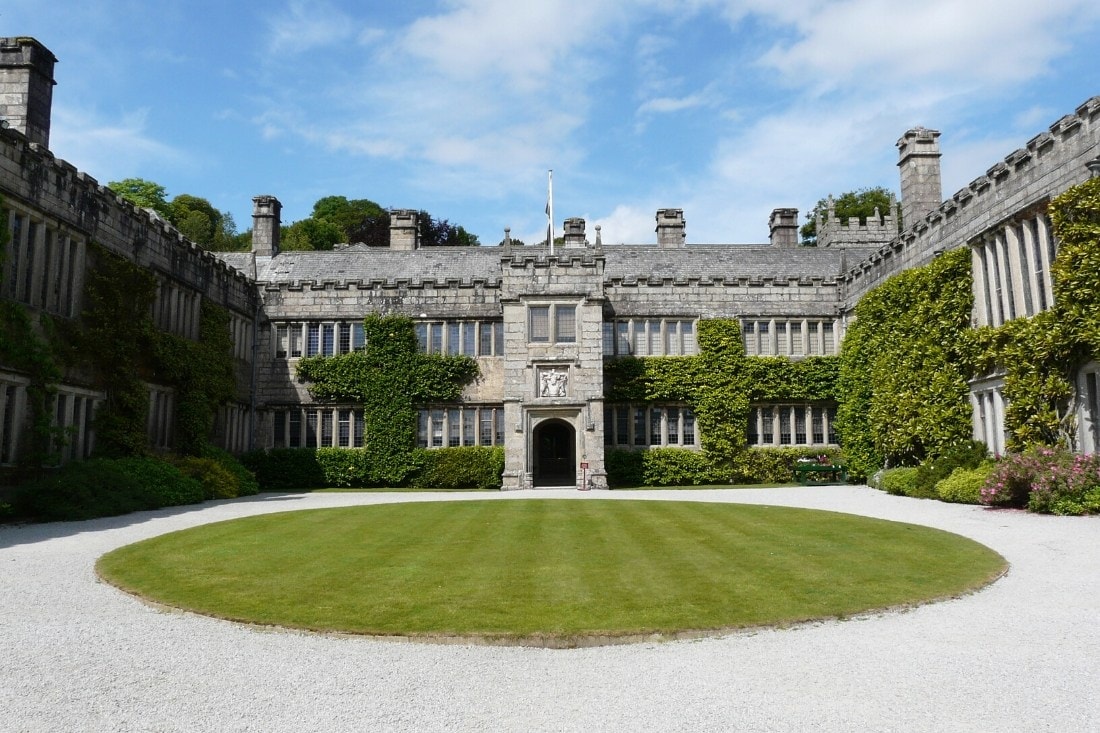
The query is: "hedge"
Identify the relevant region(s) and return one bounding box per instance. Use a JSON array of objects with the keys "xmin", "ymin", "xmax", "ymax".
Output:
[
  {"xmin": 605, "ymin": 447, "xmax": 845, "ymax": 487},
  {"xmin": 239, "ymin": 446, "xmax": 505, "ymax": 491},
  {"xmin": 13, "ymin": 457, "xmax": 204, "ymax": 521}
]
